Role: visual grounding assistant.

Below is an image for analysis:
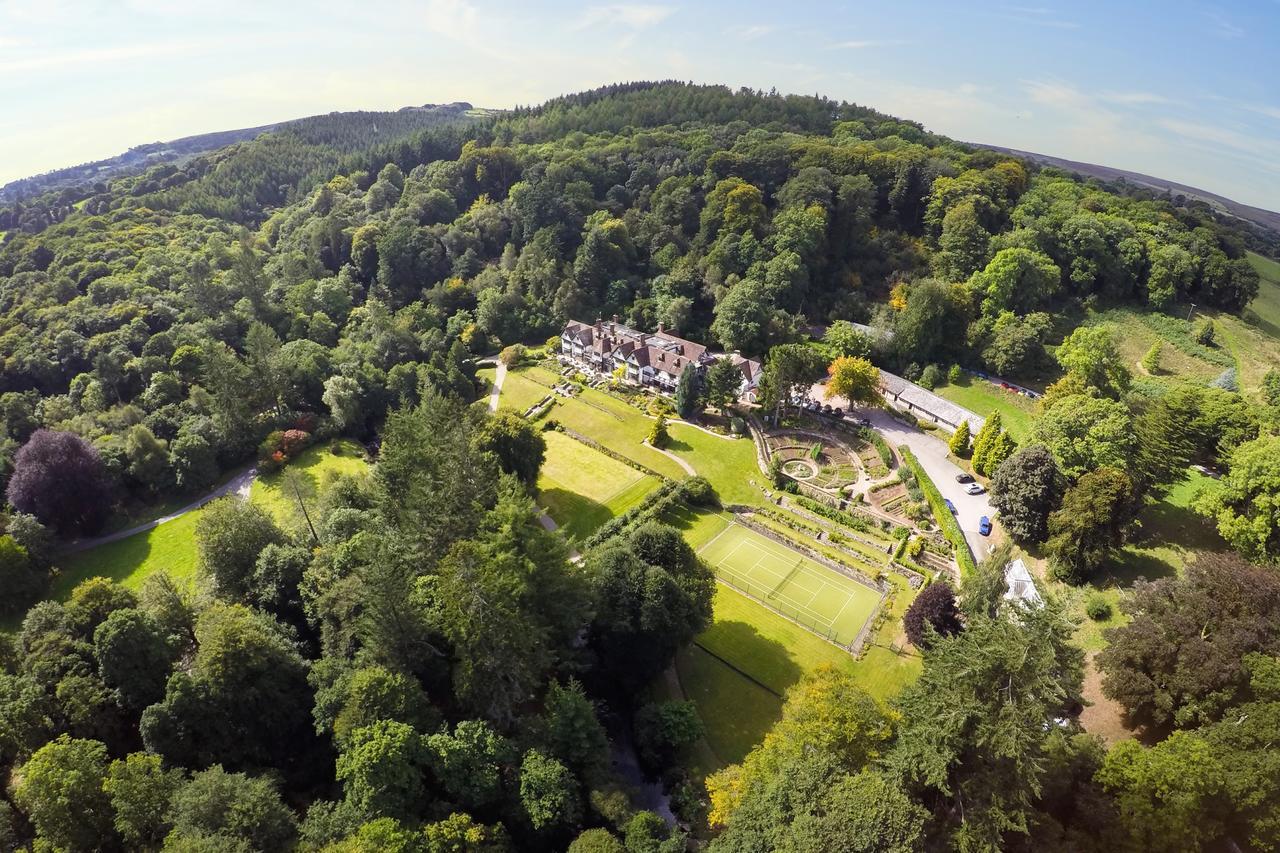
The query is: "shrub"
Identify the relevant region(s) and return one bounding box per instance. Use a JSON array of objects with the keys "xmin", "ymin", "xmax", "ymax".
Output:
[
  {"xmin": 919, "ymin": 364, "xmax": 943, "ymax": 390},
  {"xmin": 279, "ymin": 429, "xmax": 312, "ymax": 457},
  {"xmin": 1085, "ymin": 594, "xmax": 1112, "ymax": 621},
  {"xmin": 947, "ymin": 364, "xmax": 963, "ymax": 383},
  {"xmin": 499, "ymin": 343, "xmax": 526, "ymax": 366},
  {"xmin": 1193, "ymin": 317, "xmax": 1216, "ymax": 347}
]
